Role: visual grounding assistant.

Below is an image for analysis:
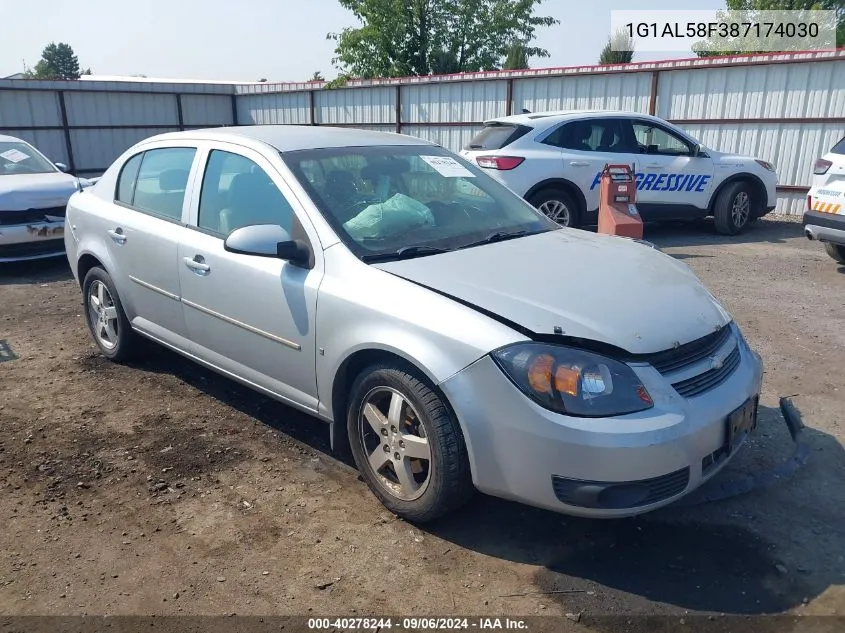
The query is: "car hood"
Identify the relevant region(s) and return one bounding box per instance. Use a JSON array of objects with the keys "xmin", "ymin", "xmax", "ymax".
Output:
[
  {"xmin": 372, "ymin": 229, "xmax": 731, "ymax": 355},
  {"xmin": 0, "ymin": 172, "xmax": 80, "ymax": 211}
]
